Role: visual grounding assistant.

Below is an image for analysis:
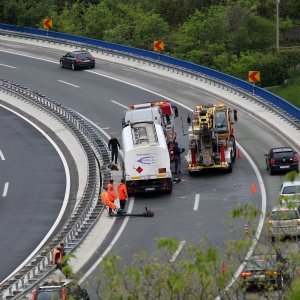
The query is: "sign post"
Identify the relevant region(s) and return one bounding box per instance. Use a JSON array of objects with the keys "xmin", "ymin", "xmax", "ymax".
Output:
[
  {"xmin": 153, "ymin": 40, "xmax": 164, "ymax": 61},
  {"xmin": 43, "ymin": 18, "xmax": 53, "ymax": 36},
  {"xmin": 248, "ymin": 71, "xmax": 260, "ymax": 94}
]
